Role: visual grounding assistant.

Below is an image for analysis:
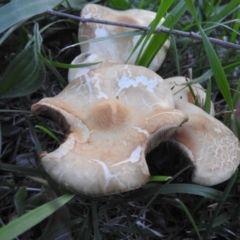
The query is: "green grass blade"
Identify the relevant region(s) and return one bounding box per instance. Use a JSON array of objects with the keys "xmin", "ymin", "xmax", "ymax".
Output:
[
  {"xmin": 230, "ymin": 9, "xmax": 240, "ymax": 42},
  {"xmin": 158, "ymin": 183, "xmax": 223, "ymax": 200},
  {"xmin": 224, "ymin": 59, "xmax": 240, "ymax": 74},
  {"xmin": 201, "ymin": 0, "xmax": 219, "ymax": 20},
  {"xmin": 38, "ymin": 51, "xmax": 67, "ymax": 87},
  {"xmin": 33, "ymin": 23, "xmax": 42, "ymax": 51},
  {"xmin": 35, "ymin": 125, "xmax": 61, "ymax": 143},
  {"xmin": 225, "ymin": 70, "xmax": 240, "ymax": 126},
  {"xmin": 149, "ymin": 176, "xmax": 172, "ymax": 182},
  {"xmin": 62, "ymin": 30, "xmax": 140, "ymax": 53},
  {"xmin": 232, "ymin": 80, "xmax": 240, "ymax": 105},
  {"xmin": 75, "ymin": 213, "xmax": 89, "ymax": 239},
  {"xmin": 191, "ymin": 198, "xmax": 208, "ymax": 214},
  {"xmin": 125, "ymin": 32, "xmax": 147, "ymax": 64},
  {"xmin": 170, "ymin": 35, "xmax": 181, "ymax": 75},
  {"xmin": 125, "ymin": 182, "xmax": 223, "ymax": 201},
  {"xmin": 203, "ymin": 170, "xmax": 238, "ymax": 239},
  {"xmin": 0, "ymin": 123, "xmax": 1, "ymax": 155},
  {"xmin": 25, "ymin": 19, "xmax": 75, "ymax": 48},
  {"xmin": 0, "ymin": 110, "xmax": 30, "ymax": 113},
  {"xmin": 0, "ymin": 0, "xmax": 62, "ymax": 34},
  {"xmin": 176, "ymin": 199, "xmax": 202, "ymax": 240},
  {"xmin": 0, "ymin": 24, "xmax": 45, "ymax": 98},
  {"xmin": 135, "ymin": 0, "xmax": 174, "ymax": 67},
  {"xmin": 120, "ymin": 204, "xmax": 146, "ymax": 238},
  {"xmin": 137, "ymin": 1, "xmax": 188, "ymax": 68},
  {"xmin": 0, "ymin": 19, "xmax": 27, "ymax": 45},
  {"xmin": 231, "ymin": 114, "xmax": 240, "ymax": 140},
  {"xmin": 0, "ymin": 163, "xmax": 46, "ymax": 176},
  {"xmin": 61, "ymin": 0, "xmax": 90, "ymax": 10},
  {"xmin": 212, "ymin": 212, "xmax": 232, "ymax": 228},
  {"xmin": 91, "ymin": 200, "xmax": 100, "ymax": 240},
  {"xmin": 203, "ymin": 0, "xmax": 240, "ymax": 32},
  {"xmin": 200, "ymin": 31, "xmax": 233, "ymax": 110},
  {"xmin": 203, "ymin": 79, "xmax": 212, "ymax": 114},
  {"xmin": 0, "ymin": 194, "xmax": 74, "ymax": 240},
  {"xmin": 126, "ymin": 166, "xmax": 191, "ymax": 232},
  {"xmin": 192, "ymin": 58, "xmax": 240, "ymax": 87},
  {"xmin": 27, "ymin": 119, "xmax": 42, "ymax": 153},
  {"xmin": 46, "ymin": 59, "xmax": 101, "ymax": 69},
  {"xmin": 230, "ymin": 83, "xmax": 240, "ymax": 138},
  {"xmin": 109, "ymin": 0, "xmax": 130, "ymax": 9},
  {"xmin": 14, "ymin": 187, "xmax": 27, "ymax": 216},
  {"xmin": 186, "ymin": 0, "xmax": 233, "ymax": 110}
]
